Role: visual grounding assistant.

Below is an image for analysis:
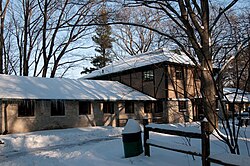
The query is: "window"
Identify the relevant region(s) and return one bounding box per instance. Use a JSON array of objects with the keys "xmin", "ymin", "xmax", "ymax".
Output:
[
  {"xmin": 229, "ymin": 103, "xmax": 234, "ymax": 112},
  {"xmin": 179, "ymin": 101, "xmax": 187, "ymax": 112},
  {"xmin": 51, "ymin": 100, "xmax": 65, "ymax": 116},
  {"xmin": 144, "ymin": 102, "xmax": 154, "ymax": 113},
  {"xmin": 79, "ymin": 101, "xmax": 91, "ymax": 115},
  {"xmin": 125, "ymin": 101, "xmax": 134, "ymax": 113},
  {"xmin": 103, "ymin": 102, "xmax": 114, "ymax": 114},
  {"xmin": 18, "ymin": 100, "xmax": 35, "ymax": 117},
  {"xmin": 155, "ymin": 101, "xmax": 163, "ymax": 113},
  {"xmin": 143, "ymin": 70, "xmax": 154, "ymax": 81},
  {"xmin": 176, "ymin": 67, "xmax": 183, "ymax": 80}
]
